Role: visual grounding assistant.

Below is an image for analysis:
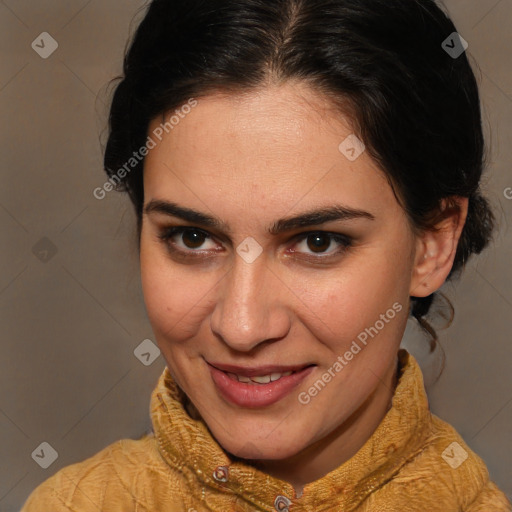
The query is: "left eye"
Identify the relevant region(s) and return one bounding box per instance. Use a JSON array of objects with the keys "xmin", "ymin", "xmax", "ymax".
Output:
[{"xmin": 293, "ymin": 232, "xmax": 352, "ymax": 256}]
